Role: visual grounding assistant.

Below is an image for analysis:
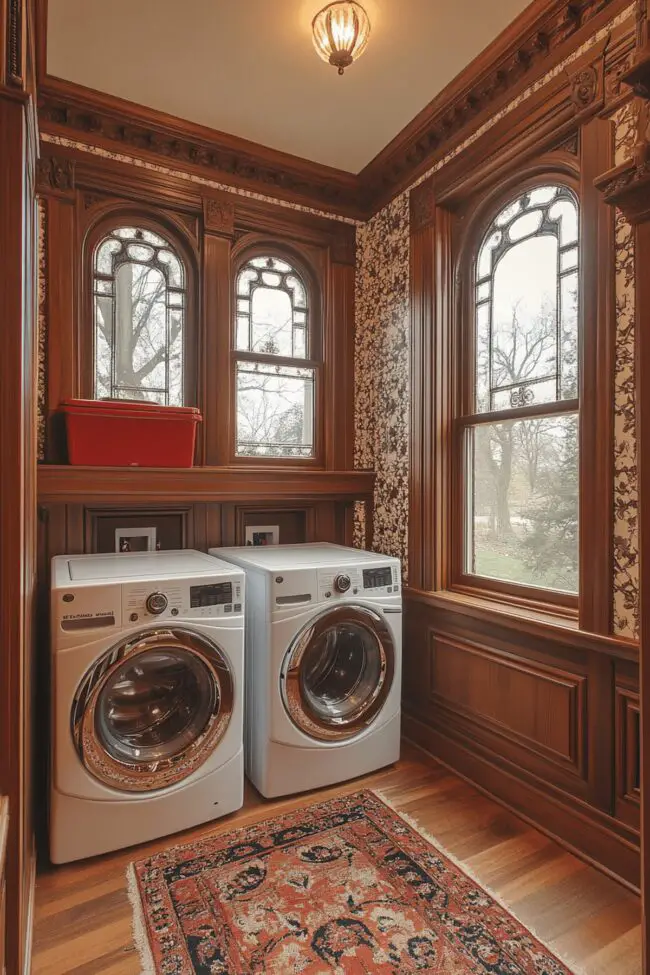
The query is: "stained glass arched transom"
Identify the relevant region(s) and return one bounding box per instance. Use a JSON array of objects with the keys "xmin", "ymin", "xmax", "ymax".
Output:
[{"xmin": 93, "ymin": 226, "xmax": 186, "ymax": 406}]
